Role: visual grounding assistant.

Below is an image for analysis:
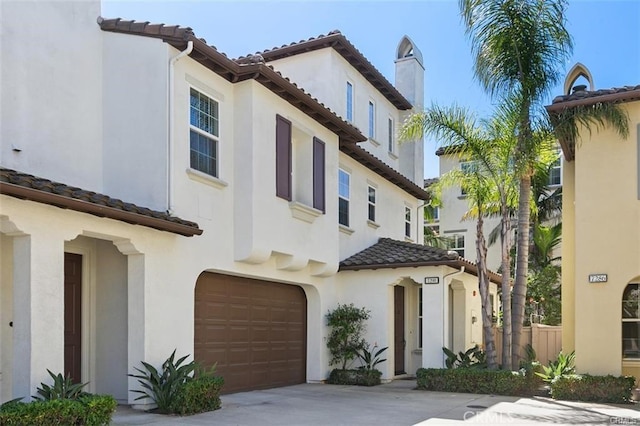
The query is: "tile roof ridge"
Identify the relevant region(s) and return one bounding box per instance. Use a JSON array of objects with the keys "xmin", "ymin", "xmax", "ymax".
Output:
[{"xmin": 550, "ymin": 84, "xmax": 640, "ymax": 105}]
